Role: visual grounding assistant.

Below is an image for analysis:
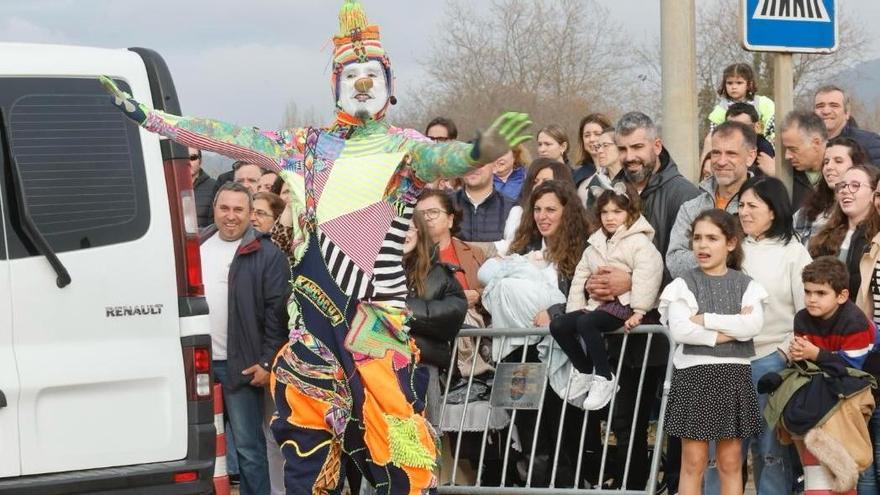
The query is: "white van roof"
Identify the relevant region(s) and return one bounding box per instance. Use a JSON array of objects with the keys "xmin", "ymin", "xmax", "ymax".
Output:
[{"xmin": 0, "ymin": 43, "xmax": 147, "ymax": 79}]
